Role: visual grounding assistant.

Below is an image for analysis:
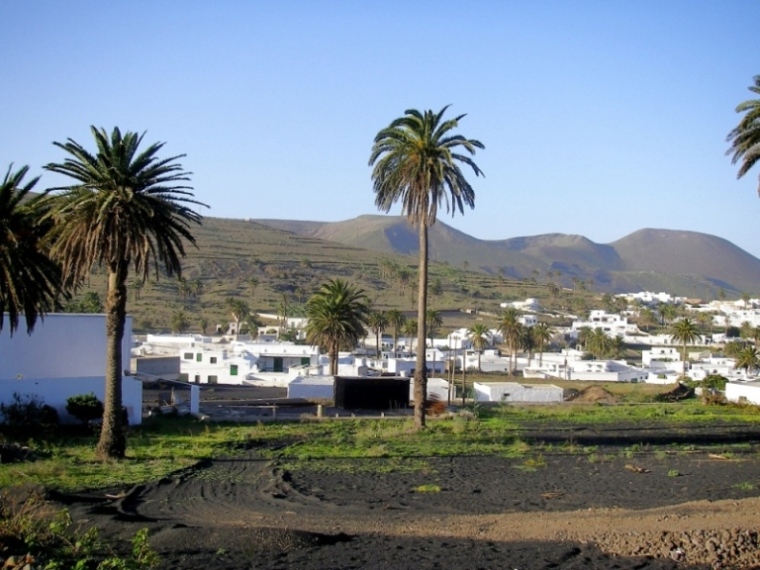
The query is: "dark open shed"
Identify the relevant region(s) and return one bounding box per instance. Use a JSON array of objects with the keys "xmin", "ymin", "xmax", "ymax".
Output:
[{"xmin": 334, "ymin": 376, "xmax": 410, "ymax": 410}]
